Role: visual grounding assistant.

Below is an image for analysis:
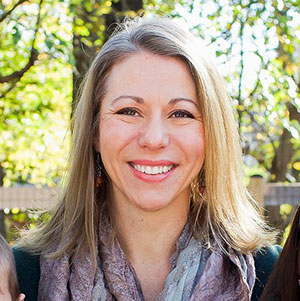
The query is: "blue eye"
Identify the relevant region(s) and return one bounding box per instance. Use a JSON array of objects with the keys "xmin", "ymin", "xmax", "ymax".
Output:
[
  {"xmin": 170, "ymin": 110, "xmax": 194, "ymax": 119},
  {"xmin": 116, "ymin": 108, "xmax": 139, "ymax": 116}
]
